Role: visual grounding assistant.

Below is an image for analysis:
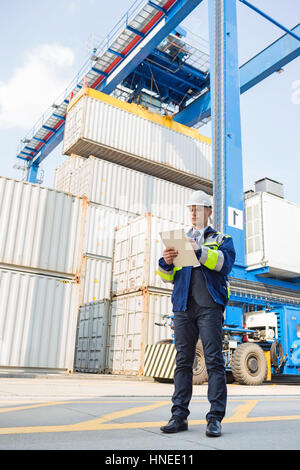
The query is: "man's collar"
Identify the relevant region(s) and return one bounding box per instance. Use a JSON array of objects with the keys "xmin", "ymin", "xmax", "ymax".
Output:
[
  {"xmin": 188, "ymin": 225, "xmax": 212, "ymax": 234},
  {"xmin": 204, "ymin": 225, "xmax": 214, "ymax": 235},
  {"xmin": 186, "ymin": 225, "xmax": 216, "ymax": 239}
]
